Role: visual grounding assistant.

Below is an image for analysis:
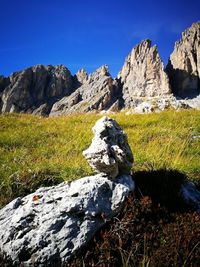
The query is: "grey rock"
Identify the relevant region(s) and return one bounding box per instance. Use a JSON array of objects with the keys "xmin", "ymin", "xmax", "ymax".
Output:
[
  {"xmin": 183, "ymin": 95, "xmax": 200, "ymax": 109},
  {"xmin": 0, "ymin": 174, "xmax": 134, "ymax": 266},
  {"xmin": 74, "ymin": 68, "xmax": 88, "ymax": 86},
  {"xmin": 32, "ymin": 103, "xmax": 52, "ymax": 117},
  {"xmin": 134, "ymin": 101, "xmax": 154, "ymax": 113},
  {"xmin": 118, "ymin": 39, "xmax": 171, "ymax": 108},
  {"xmin": 131, "ymin": 95, "xmax": 192, "ymax": 114},
  {"xmin": 0, "ymin": 75, "xmax": 10, "ymax": 110},
  {"xmin": 108, "ymin": 99, "xmax": 121, "ymax": 112},
  {"xmin": 0, "ymin": 75, "xmax": 9, "ymax": 93},
  {"xmin": 0, "ymin": 65, "xmax": 74, "ymax": 115},
  {"xmin": 50, "ymin": 66, "xmax": 120, "ymax": 116},
  {"xmin": 83, "ymin": 116, "xmax": 133, "ymax": 178},
  {"xmin": 166, "ymin": 22, "xmax": 200, "ymax": 98},
  {"xmin": 180, "ymin": 181, "xmax": 200, "ymax": 213}
]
